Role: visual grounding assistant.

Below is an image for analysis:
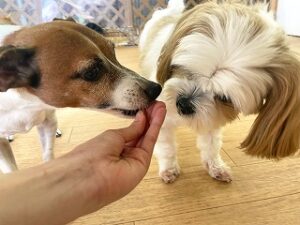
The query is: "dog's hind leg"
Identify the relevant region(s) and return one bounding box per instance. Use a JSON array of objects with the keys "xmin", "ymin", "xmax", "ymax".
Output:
[
  {"xmin": 37, "ymin": 109, "xmax": 57, "ymax": 162},
  {"xmin": 6, "ymin": 129, "xmax": 62, "ymax": 144},
  {"xmin": 197, "ymin": 129, "xmax": 232, "ymax": 182},
  {"xmin": 0, "ymin": 137, "xmax": 18, "ymax": 173}
]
